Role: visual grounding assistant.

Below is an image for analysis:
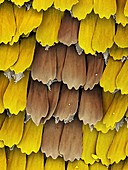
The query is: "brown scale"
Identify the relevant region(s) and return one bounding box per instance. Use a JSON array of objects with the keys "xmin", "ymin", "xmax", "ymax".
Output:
[
  {"xmin": 84, "ymin": 53, "xmax": 104, "ymax": 90},
  {"xmin": 53, "ymin": 84, "xmax": 79, "ymax": 123},
  {"xmin": 58, "ymin": 11, "xmax": 79, "ymax": 46},
  {"xmin": 62, "ymin": 45, "xmax": 86, "ymax": 90},
  {"xmin": 31, "ymin": 44, "xmax": 57, "ymax": 84},
  {"xmin": 59, "ymin": 117, "xmax": 82, "ymax": 161},
  {"xmin": 78, "ymin": 85, "xmax": 103, "ymax": 125},
  {"xmin": 56, "ymin": 43, "xmax": 67, "ymax": 82},
  {"xmin": 41, "ymin": 118, "xmax": 64, "ymax": 159},
  {"xmin": 41, "ymin": 82, "xmax": 61, "ymax": 124},
  {"xmin": 26, "ymin": 79, "xmax": 49, "ymax": 126}
]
